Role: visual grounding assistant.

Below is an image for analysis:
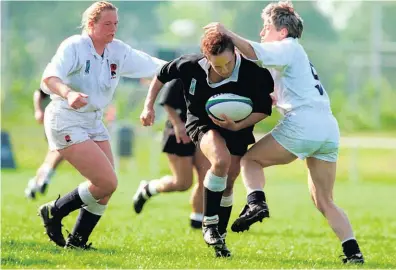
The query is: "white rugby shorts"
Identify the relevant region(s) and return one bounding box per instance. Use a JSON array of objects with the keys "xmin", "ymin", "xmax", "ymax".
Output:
[
  {"xmin": 44, "ymin": 102, "xmax": 110, "ymax": 150},
  {"xmin": 271, "ymin": 108, "xmax": 340, "ymax": 162}
]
